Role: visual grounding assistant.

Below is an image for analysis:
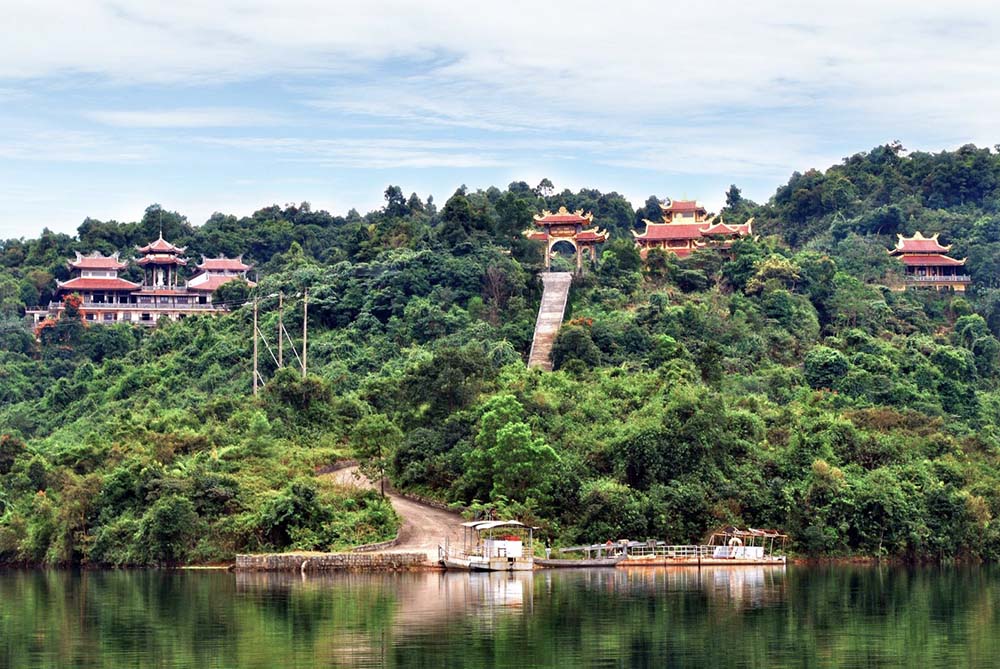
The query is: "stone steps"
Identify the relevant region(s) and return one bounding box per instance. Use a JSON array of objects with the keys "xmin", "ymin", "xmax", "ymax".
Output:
[{"xmin": 527, "ymin": 272, "xmax": 573, "ymax": 371}]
